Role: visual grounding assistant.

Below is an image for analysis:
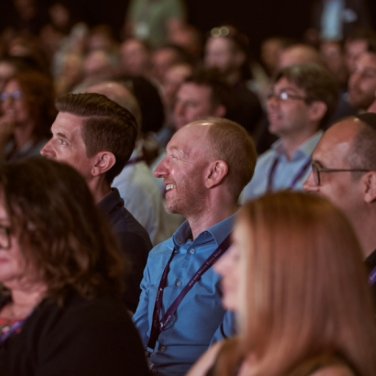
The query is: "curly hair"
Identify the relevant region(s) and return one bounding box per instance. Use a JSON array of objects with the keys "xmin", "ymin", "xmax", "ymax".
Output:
[{"xmin": 0, "ymin": 157, "xmax": 126, "ymax": 303}]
